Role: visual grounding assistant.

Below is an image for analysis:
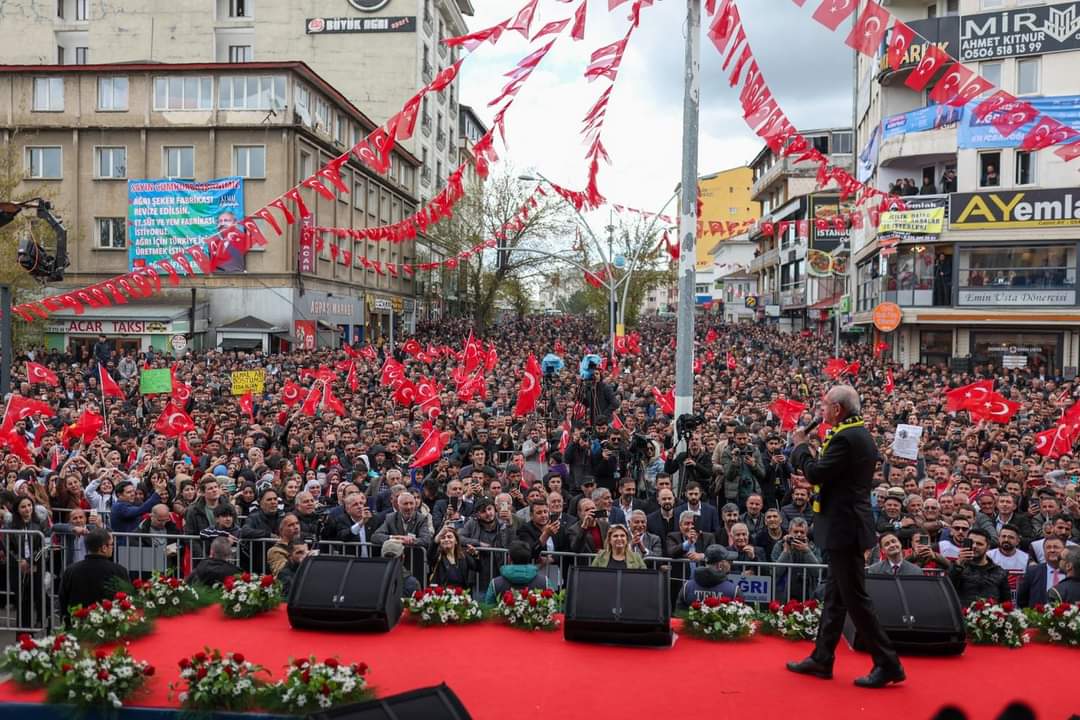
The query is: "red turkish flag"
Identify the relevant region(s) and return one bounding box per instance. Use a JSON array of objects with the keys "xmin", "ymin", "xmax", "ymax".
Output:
[
  {"xmin": 727, "ymin": 353, "xmax": 737, "ymax": 371},
  {"xmin": 485, "ymin": 342, "xmax": 499, "ymax": 372},
  {"xmin": 825, "ymin": 358, "xmax": 859, "ymax": 379},
  {"xmin": 238, "ymin": 391, "xmax": 255, "ymax": 423},
  {"xmin": 705, "ymin": 328, "xmax": 719, "ymax": 344},
  {"xmin": 410, "ymin": 430, "xmax": 452, "ymax": 469},
  {"xmin": 1, "ymin": 395, "xmax": 55, "ymax": 433},
  {"xmin": 874, "ymin": 341, "xmax": 889, "ymax": 358},
  {"xmin": 974, "ymin": 91, "xmax": 1038, "ymax": 138},
  {"xmin": 928, "ymin": 62, "xmax": 974, "ymax": 105},
  {"xmin": 393, "ymin": 380, "xmax": 417, "ymax": 408},
  {"xmin": 154, "ymin": 403, "xmax": 195, "ymax": 437},
  {"xmin": 1, "ymin": 428, "xmax": 33, "ymax": 465},
  {"xmin": 345, "ymin": 362, "xmax": 358, "ymax": 392},
  {"xmin": 416, "ymin": 376, "xmax": 441, "ymax": 407},
  {"xmin": 769, "ymin": 398, "xmax": 806, "ymax": 431},
  {"xmin": 301, "ymin": 384, "xmax": 321, "ymax": 416},
  {"xmin": 886, "ymin": 21, "xmax": 916, "ymax": 72},
  {"xmin": 818, "ymin": 422, "xmax": 832, "ymax": 441},
  {"xmin": 811, "ymin": 0, "xmax": 858, "ymax": 31},
  {"xmin": 321, "ymin": 384, "xmax": 346, "ymax": 416},
  {"xmin": 884, "ymin": 369, "xmax": 895, "ymax": 395},
  {"xmin": 99, "ymin": 365, "xmax": 125, "ymax": 399},
  {"xmin": 652, "ymin": 387, "xmax": 675, "ymax": 416},
  {"xmin": 281, "ymin": 380, "xmax": 303, "ymax": 407},
  {"xmin": 1034, "ymin": 424, "xmax": 1077, "ymax": 459},
  {"xmin": 26, "ymin": 362, "xmax": 58, "ymax": 386},
  {"xmin": 554, "ymin": 340, "xmax": 566, "ymax": 355},
  {"xmin": 69, "ymin": 408, "xmax": 105, "ymax": 446},
  {"xmin": 963, "ymin": 391, "xmax": 1019, "ymax": 424},
  {"xmin": 403, "ymin": 338, "xmax": 422, "ymax": 357},
  {"xmin": 1019, "ymin": 115, "xmax": 1080, "ymax": 152},
  {"xmin": 945, "ymin": 380, "xmax": 994, "ymax": 413},
  {"xmin": 844, "ymin": 0, "xmax": 889, "ymax": 56},
  {"xmin": 513, "ymin": 354, "xmax": 542, "ymax": 418},
  {"xmin": 904, "ymin": 43, "xmax": 949, "ymax": 92}
]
